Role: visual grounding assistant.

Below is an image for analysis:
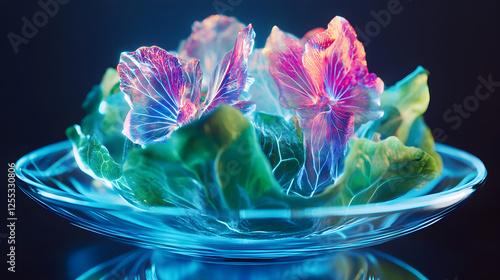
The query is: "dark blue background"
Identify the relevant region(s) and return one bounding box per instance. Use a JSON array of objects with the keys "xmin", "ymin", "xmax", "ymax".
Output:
[{"xmin": 1, "ymin": 0, "xmax": 499, "ymax": 279}]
